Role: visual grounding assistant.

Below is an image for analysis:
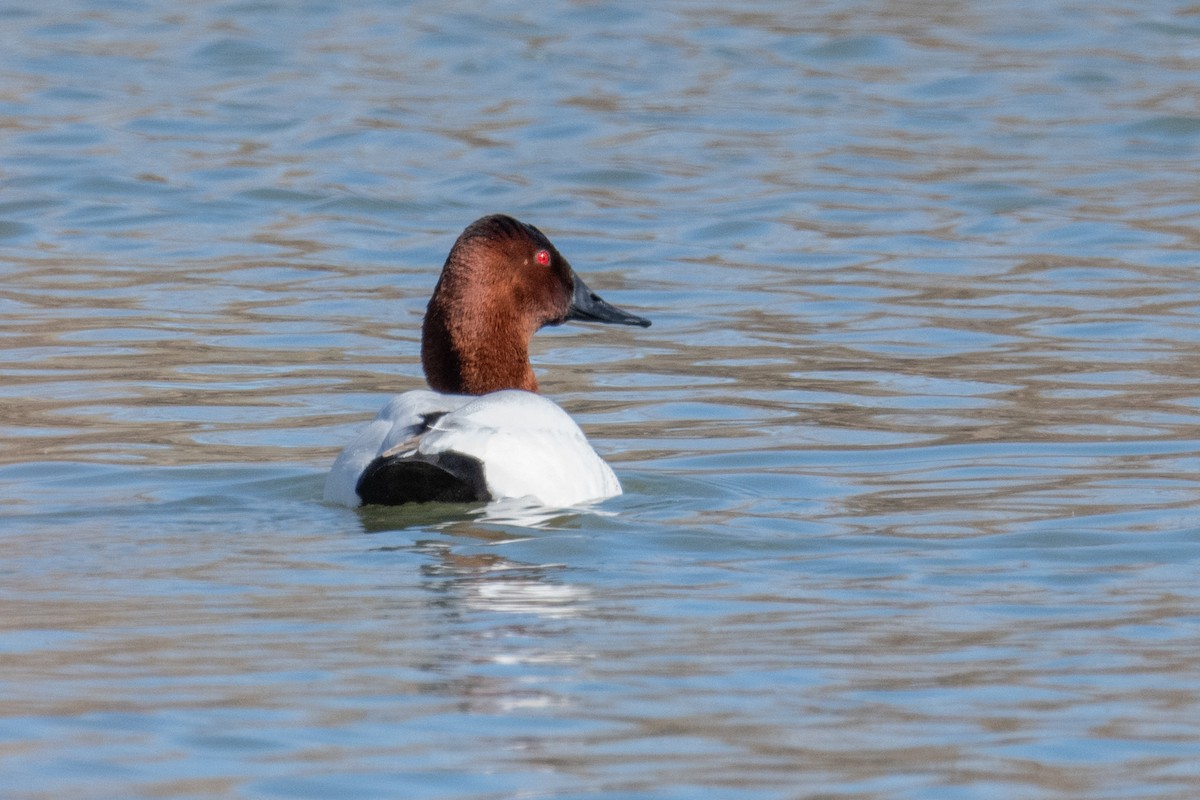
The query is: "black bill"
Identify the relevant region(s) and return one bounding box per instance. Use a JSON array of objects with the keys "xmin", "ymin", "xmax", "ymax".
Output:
[{"xmin": 566, "ymin": 272, "xmax": 652, "ymax": 328}]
